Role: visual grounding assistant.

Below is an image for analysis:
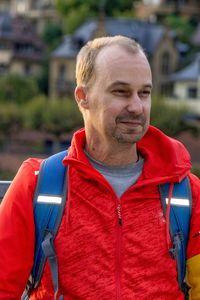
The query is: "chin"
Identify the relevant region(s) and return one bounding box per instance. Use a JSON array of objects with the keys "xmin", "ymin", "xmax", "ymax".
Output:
[
  {"xmin": 114, "ymin": 134, "xmax": 143, "ymax": 144},
  {"xmin": 114, "ymin": 129, "xmax": 146, "ymax": 144}
]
